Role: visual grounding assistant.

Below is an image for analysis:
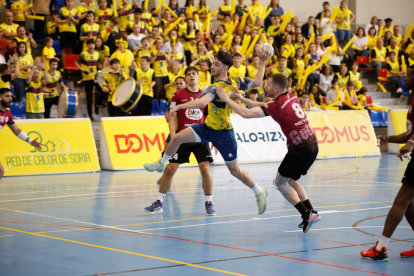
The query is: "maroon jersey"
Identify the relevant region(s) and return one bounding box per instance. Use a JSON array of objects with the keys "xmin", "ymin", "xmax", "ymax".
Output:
[
  {"xmin": 170, "ymin": 88, "xmax": 205, "ymax": 133},
  {"xmin": 407, "ymin": 96, "xmax": 414, "ymax": 138},
  {"xmin": 261, "ymin": 92, "xmax": 316, "ymax": 149},
  {"xmin": 0, "ymin": 109, "xmax": 14, "ymax": 131}
]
